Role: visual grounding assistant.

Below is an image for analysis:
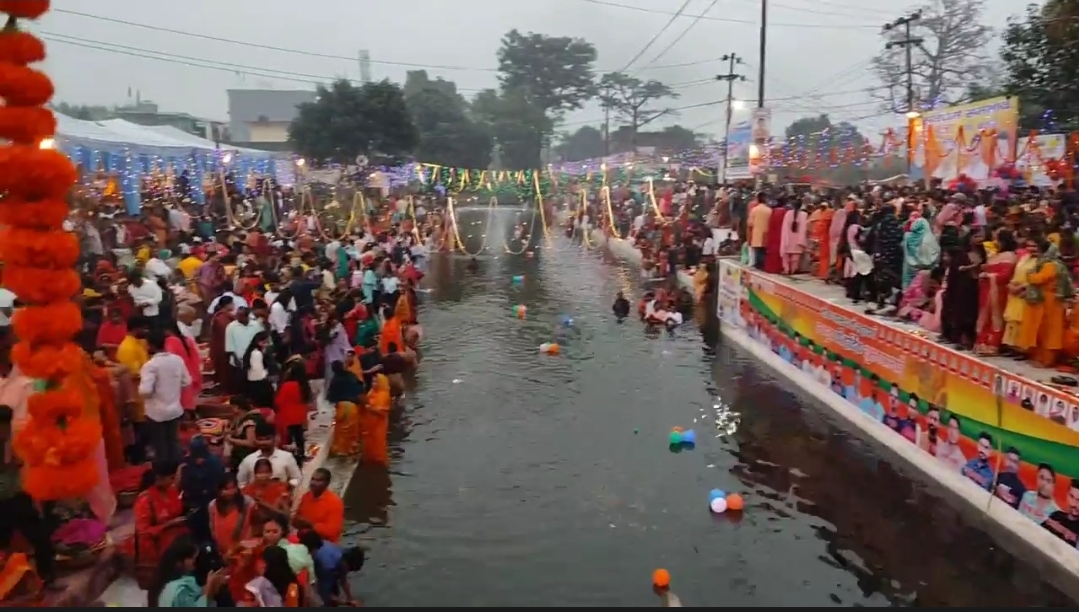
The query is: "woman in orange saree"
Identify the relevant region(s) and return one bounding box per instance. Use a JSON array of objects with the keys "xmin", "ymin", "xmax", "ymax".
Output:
[
  {"xmin": 974, "ymin": 230, "xmax": 1019, "ymax": 356},
  {"xmin": 379, "ymin": 307, "xmax": 403, "ymax": 357},
  {"xmin": 815, "ymin": 205, "xmax": 835, "ymax": 279},
  {"xmin": 360, "ymin": 374, "xmax": 391, "ymax": 465}
]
